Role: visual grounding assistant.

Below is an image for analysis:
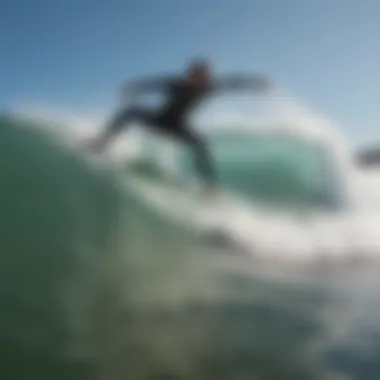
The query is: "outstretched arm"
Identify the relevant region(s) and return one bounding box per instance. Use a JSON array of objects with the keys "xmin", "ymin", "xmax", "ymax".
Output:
[
  {"xmin": 212, "ymin": 74, "xmax": 272, "ymax": 94},
  {"xmin": 121, "ymin": 75, "xmax": 179, "ymax": 96}
]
